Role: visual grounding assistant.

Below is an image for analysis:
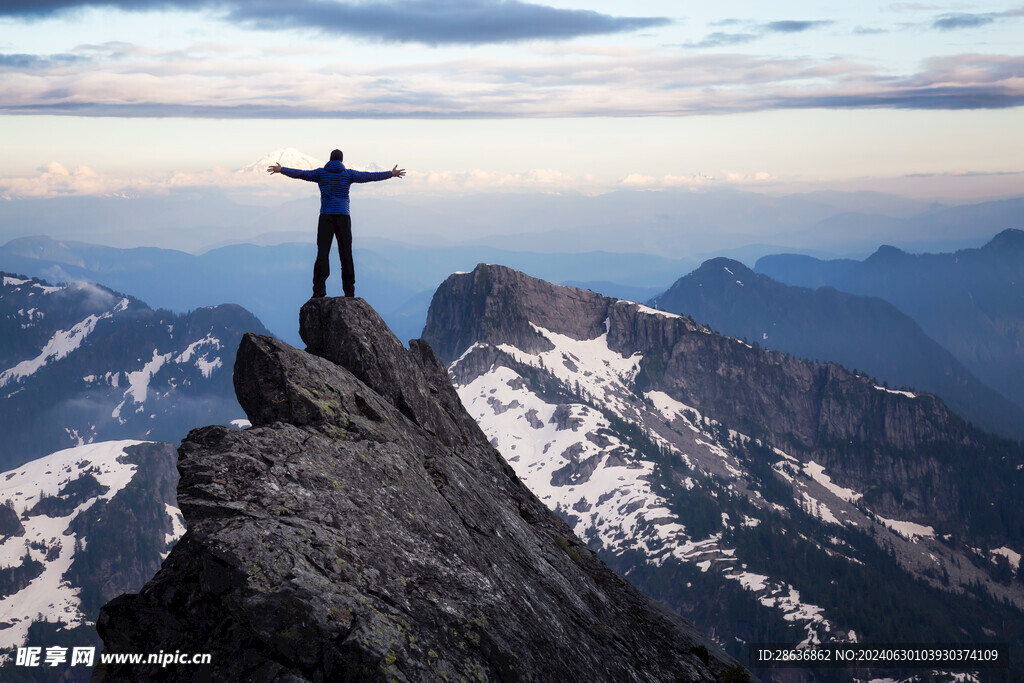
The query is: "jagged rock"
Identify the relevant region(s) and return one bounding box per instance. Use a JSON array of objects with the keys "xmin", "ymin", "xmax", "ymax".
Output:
[
  {"xmin": 0, "ymin": 504, "xmax": 25, "ymax": 540},
  {"xmin": 549, "ymin": 404, "xmax": 583, "ymax": 432},
  {"xmin": 96, "ymin": 297, "xmax": 741, "ymax": 682}
]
